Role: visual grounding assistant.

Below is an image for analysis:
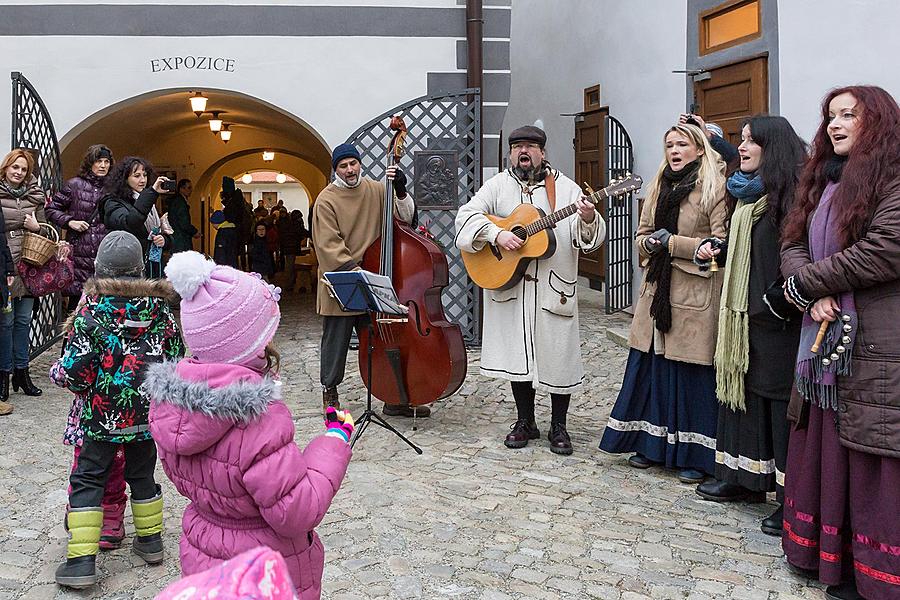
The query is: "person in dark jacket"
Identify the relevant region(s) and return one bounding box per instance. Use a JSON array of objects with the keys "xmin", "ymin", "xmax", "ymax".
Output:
[
  {"xmin": 52, "ymin": 230, "xmax": 184, "ymax": 589},
  {"xmin": 98, "ymin": 157, "xmax": 171, "ymax": 278},
  {"xmin": 279, "ymin": 209, "xmax": 309, "ymax": 292},
  {"xmin": 165, "ymin": 179, "xmax": 197, "ymax": 254},
  {"xmin": 249, "ymin": 222, "xmax": 275, "ymax": 281},
  {"xmin": 780, "ymin": 85, "xmax": 900, "ymax": 600},
  {"xmin": 47, "ymin": 145, "xmax": 113, "ymax": 308},
  {"xmin": 212, "ymin": 181, "xmax": 244, "ymax": 268},
  {"xmin": 693, "ymin": 116, "xmax": 808, "ymax": 538}
]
